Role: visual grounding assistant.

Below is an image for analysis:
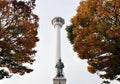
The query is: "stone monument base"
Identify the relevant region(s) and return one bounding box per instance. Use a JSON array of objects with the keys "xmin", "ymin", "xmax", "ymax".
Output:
[{"xmin": 53, "ymin": 77, "xmax": 66, "ymax": 84}]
